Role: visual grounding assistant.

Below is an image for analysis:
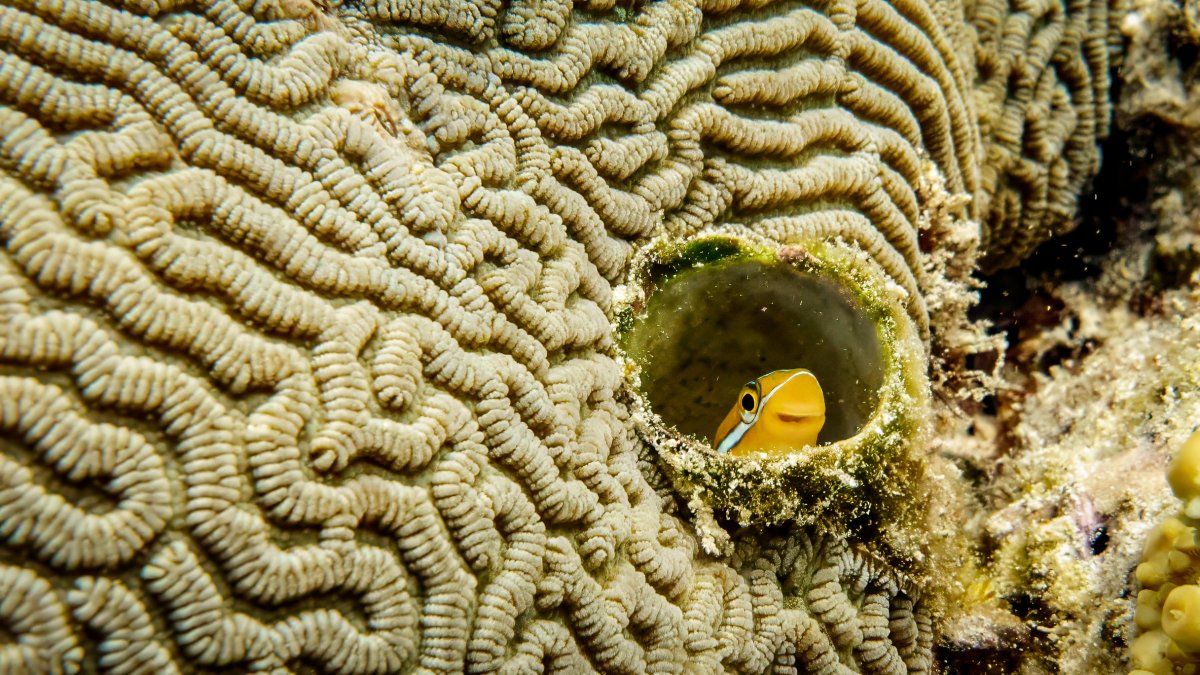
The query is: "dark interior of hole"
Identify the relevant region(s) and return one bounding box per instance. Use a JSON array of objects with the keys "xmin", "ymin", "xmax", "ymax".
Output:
[{"xmin": 622, "ymin": 261, "xmax": 885, "ymax": 446}]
